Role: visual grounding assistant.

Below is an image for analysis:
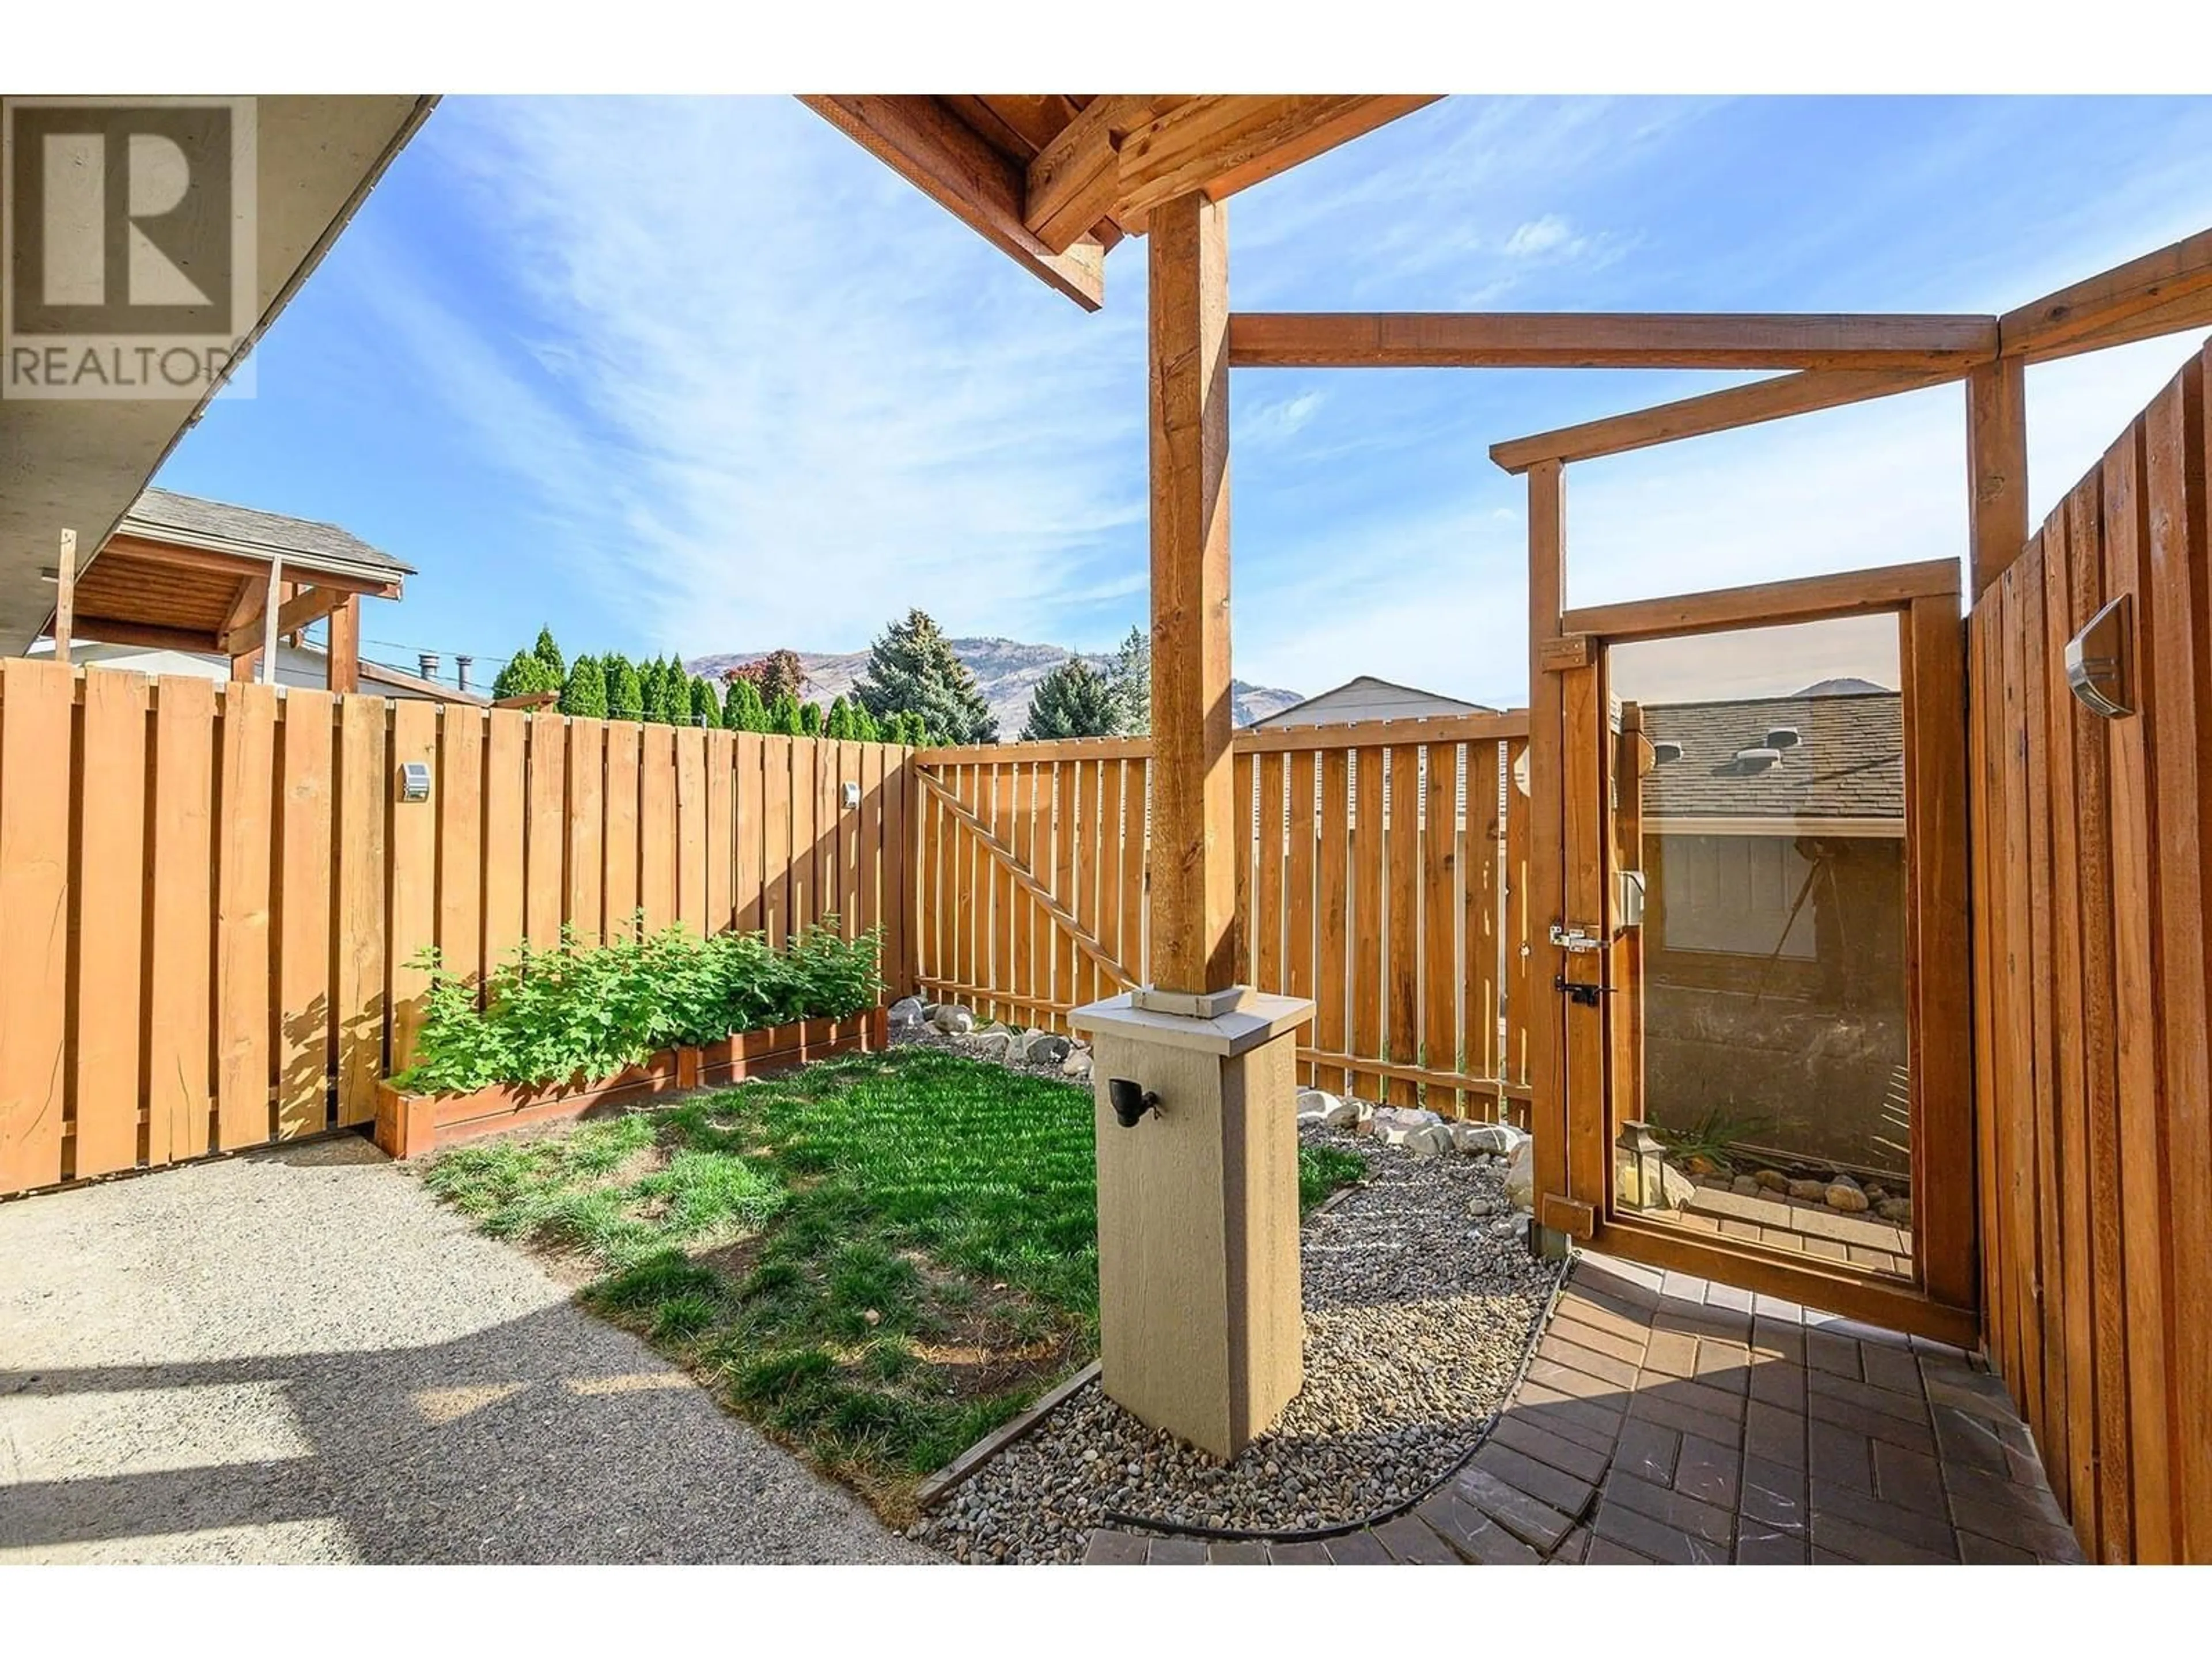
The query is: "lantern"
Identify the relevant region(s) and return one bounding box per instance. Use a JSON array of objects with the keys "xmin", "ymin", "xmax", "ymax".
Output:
[{"xmin": 1616, "ymin": 1120, "xmax": 1668, "ymax": 1211}]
